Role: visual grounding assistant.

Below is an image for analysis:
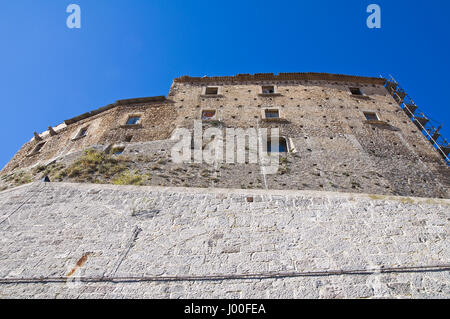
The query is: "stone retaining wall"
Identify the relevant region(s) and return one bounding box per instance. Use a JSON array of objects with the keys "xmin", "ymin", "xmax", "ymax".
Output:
[{"xmin": 0, "ymin": 182, "xmax": 448, "ymax": 298}]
